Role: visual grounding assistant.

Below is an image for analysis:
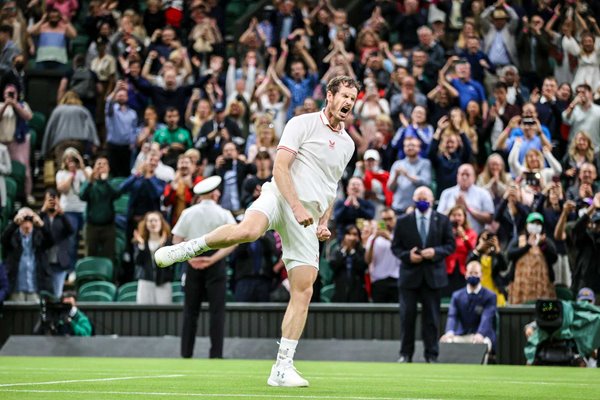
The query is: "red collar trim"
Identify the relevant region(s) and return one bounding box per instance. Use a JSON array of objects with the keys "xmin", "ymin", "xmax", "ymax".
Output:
[{"xmin": 319, "ymin": 110, "xmax": 344, "ymax": 133}]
